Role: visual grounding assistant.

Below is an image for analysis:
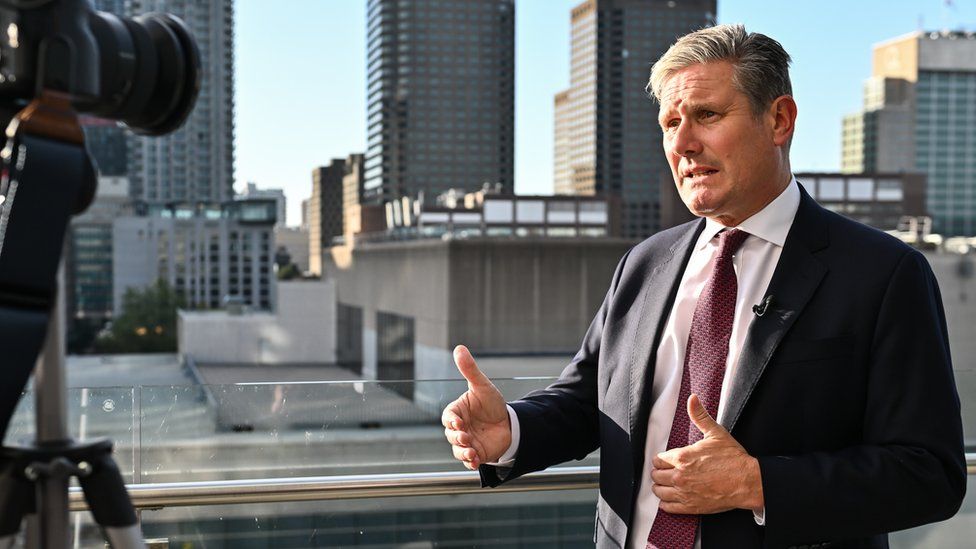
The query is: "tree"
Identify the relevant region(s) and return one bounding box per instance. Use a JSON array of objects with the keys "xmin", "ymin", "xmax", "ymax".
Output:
[
  {"xmin": 94, "ymin": 279, "xmax": 186, "ymax": 353},
  {"xmin": 277, "ymin": 263, "xmax": 300, "ymax": 280}
]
